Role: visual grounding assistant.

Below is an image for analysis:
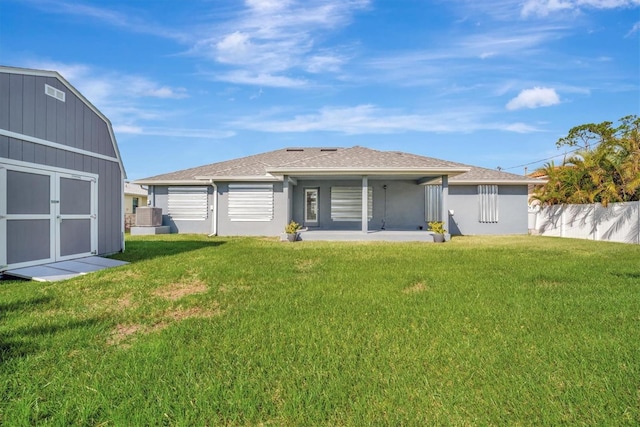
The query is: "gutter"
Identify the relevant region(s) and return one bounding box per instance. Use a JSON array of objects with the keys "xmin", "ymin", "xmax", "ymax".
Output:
[{"xmin": 265, "ymin": 167, "xmax": 471, "ymax": 176}]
